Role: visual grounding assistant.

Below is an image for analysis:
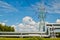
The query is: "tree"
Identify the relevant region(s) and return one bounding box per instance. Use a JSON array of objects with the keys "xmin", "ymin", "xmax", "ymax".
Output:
[{"xmin": 0, "ymin": 24, "xmax": 15, "ymax": 32}]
